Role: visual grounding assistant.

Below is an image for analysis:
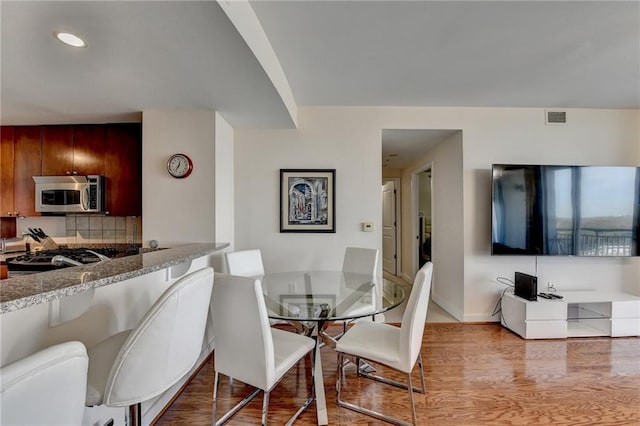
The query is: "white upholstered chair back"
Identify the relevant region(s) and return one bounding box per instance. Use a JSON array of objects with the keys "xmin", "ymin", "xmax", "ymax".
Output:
[
  {"xmin": 0, "ymin": 341, "xmax": 88, "ymax": 426},
  {"xmin": 225, "ymin": 249, "xmax": 265, "ymax": 277},
  {"xmin": 212, "ymin": 273, "xmax": 275, "ymax": 391},
  {"xmin": 399, "ymin": 262, "xmax": 433, "ymax": 371},
  {"xmin": 102, "ymin": 267, "xmax": 213, "ymax": 406},
  {"xmin": 341, "ymin": 247, "xmax": 379, "ymax": 275}
]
